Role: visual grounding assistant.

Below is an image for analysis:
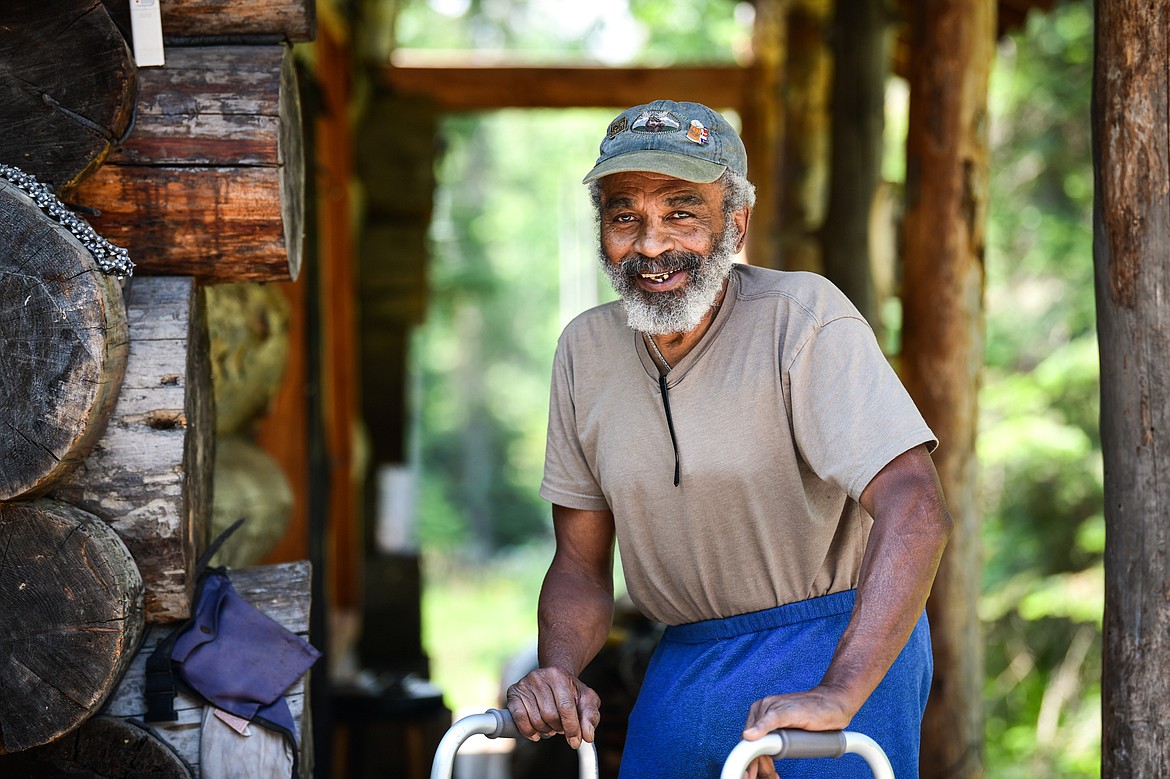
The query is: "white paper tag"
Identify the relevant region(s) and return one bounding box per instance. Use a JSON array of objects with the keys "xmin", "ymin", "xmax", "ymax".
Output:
[{"xmin": 129, "ymin": 0, "xmax": 165, "ymax": 67}]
